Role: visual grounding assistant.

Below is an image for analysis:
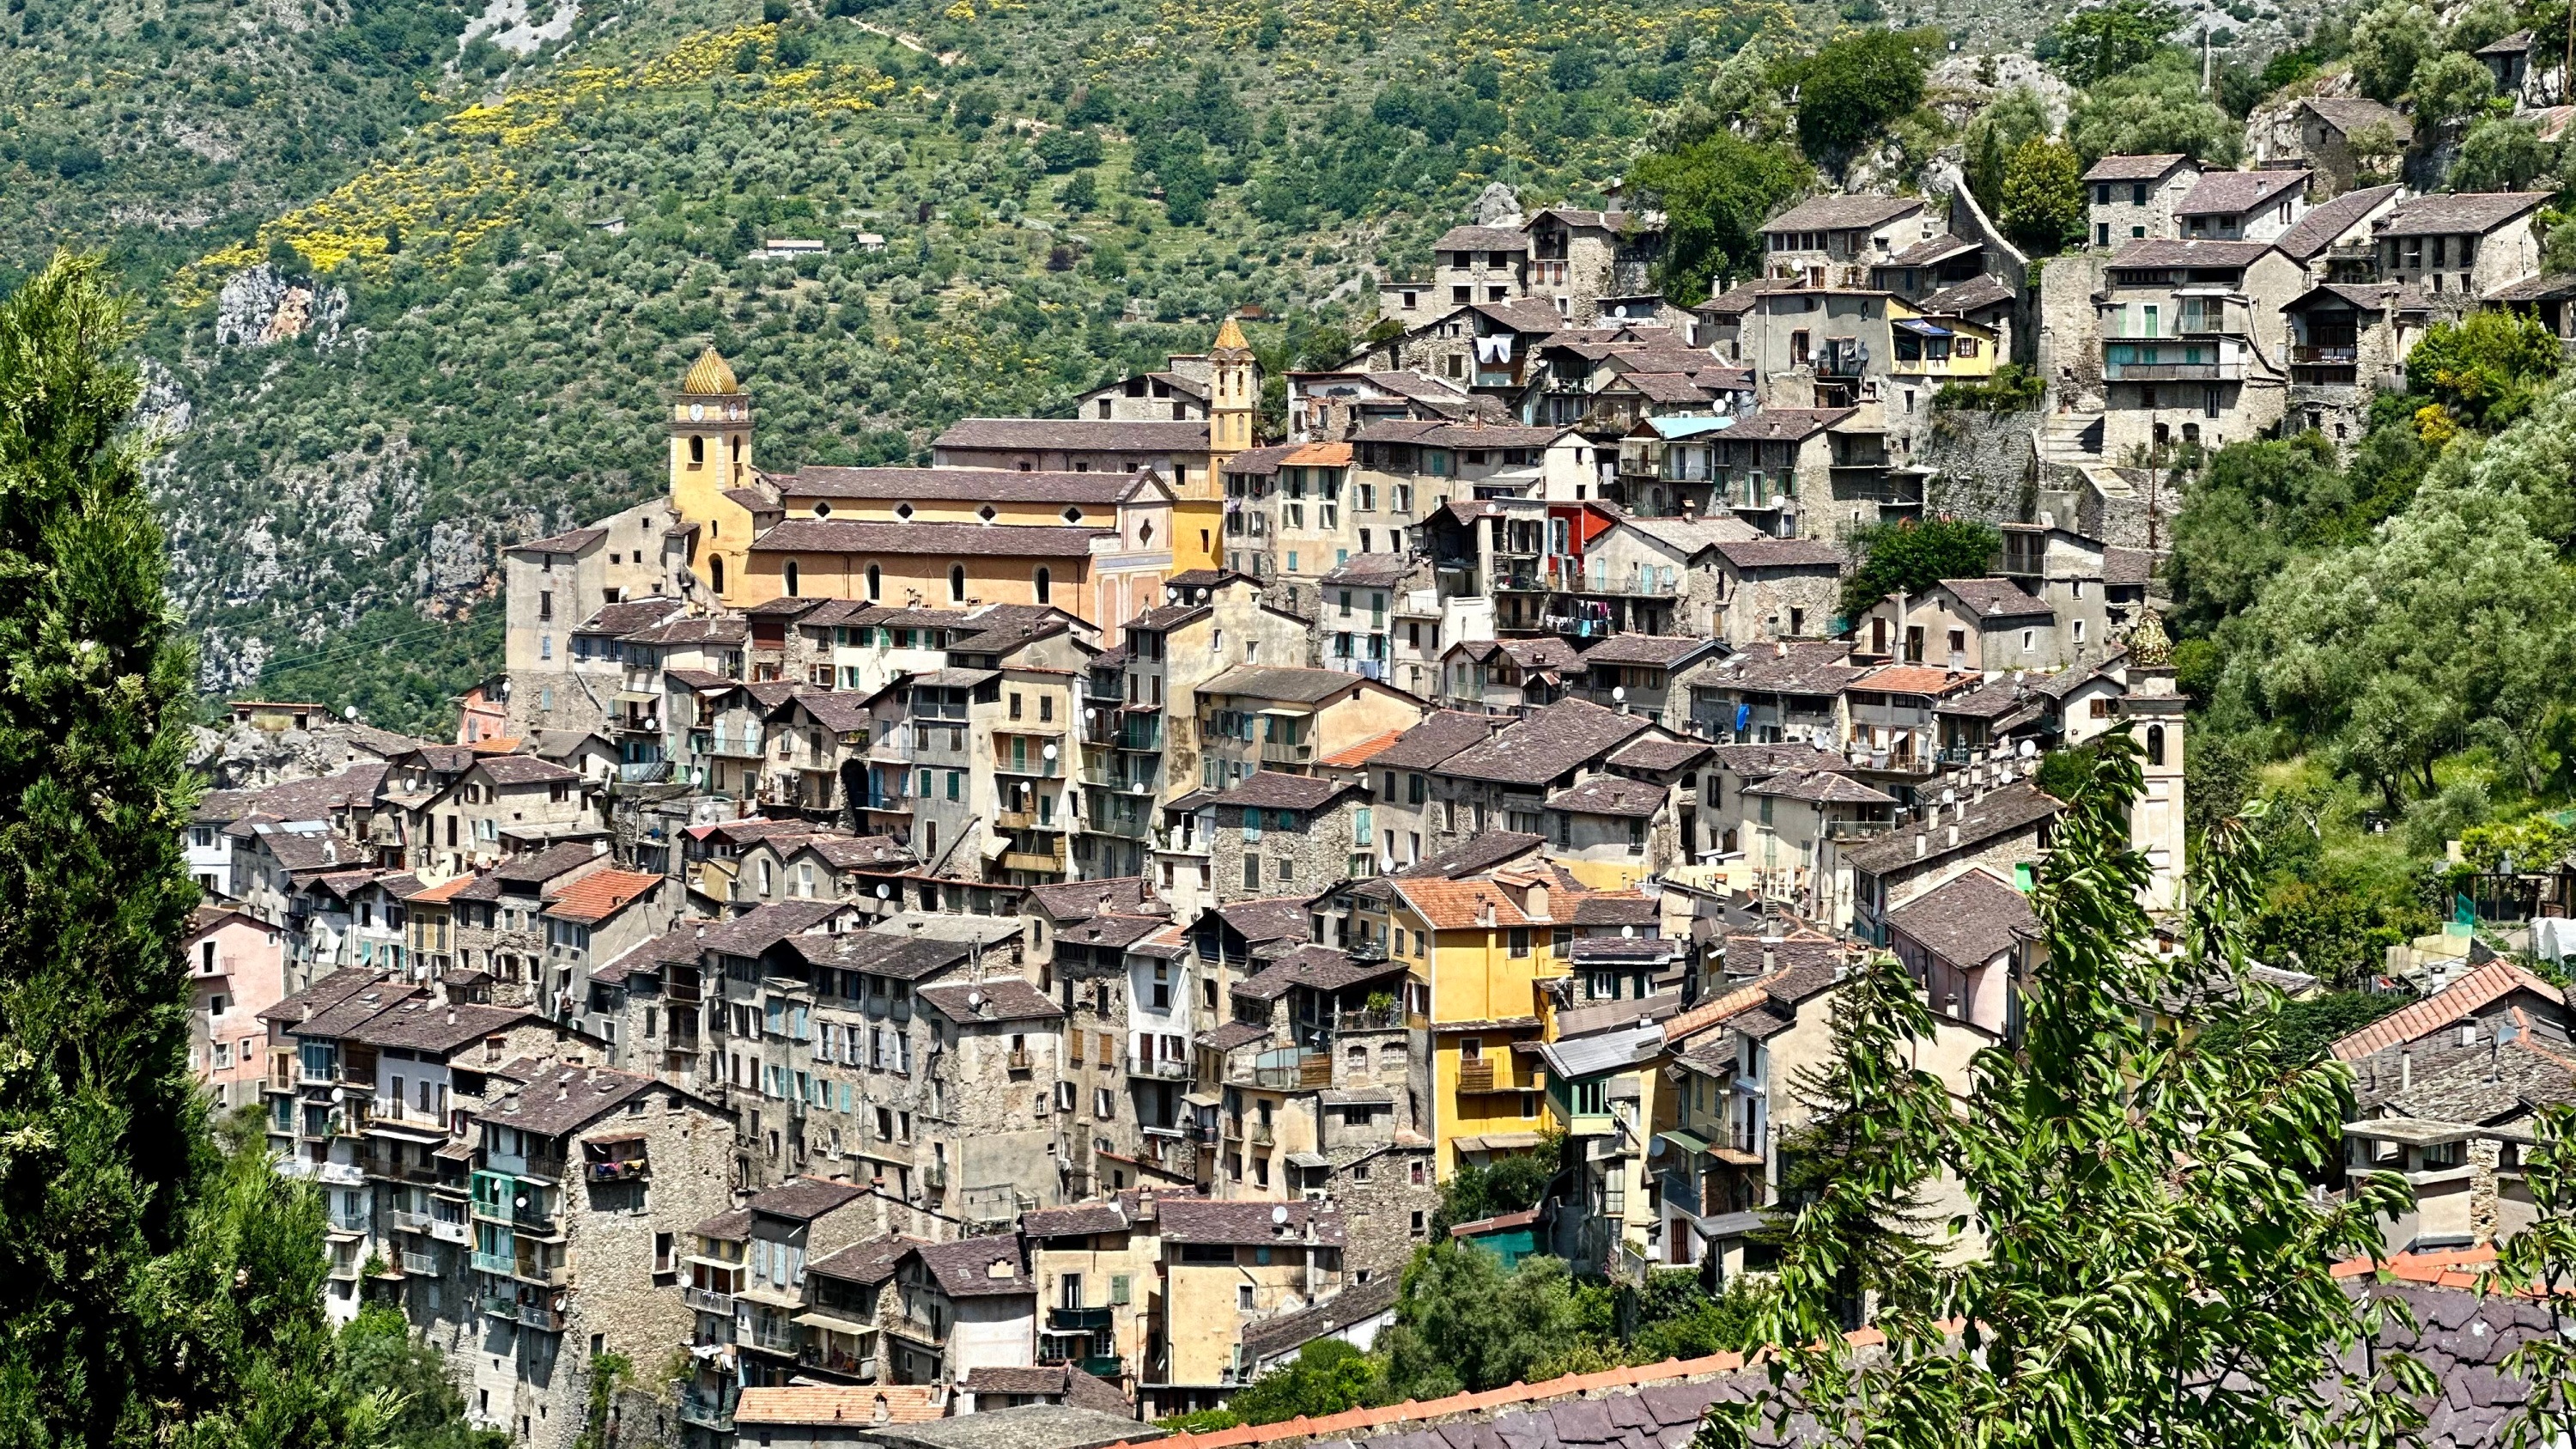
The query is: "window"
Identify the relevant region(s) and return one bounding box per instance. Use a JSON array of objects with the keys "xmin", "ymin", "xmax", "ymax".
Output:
[
  {"xmin": 866, "ymin": 563, "xmax": 882, "ymax": 601},
  {"xmin": 1507, "ymin": 928, "xmax": 1531, "ymax": 958},
  {"xmin": 1035, "ymin": 567, "xmax": 1052, "ymax": 605},
  {"xmin": 784, "ymin": 560, "xmax": 799, "ymax": 597},
  {"xmin": 949, "ymin": 565, "xmax": 967, "ymax": 603},
  {"xmin": 1237, "ymin": 1284, "xmax": 1256, "ymax": 1311}
]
